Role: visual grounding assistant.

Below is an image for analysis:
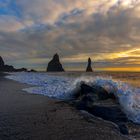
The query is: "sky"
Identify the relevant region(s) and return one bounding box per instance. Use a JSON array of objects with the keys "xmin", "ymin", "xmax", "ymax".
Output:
[{"xmin": 0, "ymin": 0, "xmax": 140, "ymax": 71}]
